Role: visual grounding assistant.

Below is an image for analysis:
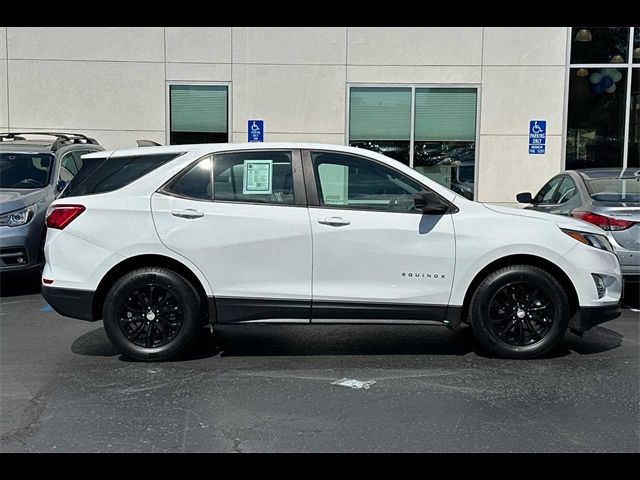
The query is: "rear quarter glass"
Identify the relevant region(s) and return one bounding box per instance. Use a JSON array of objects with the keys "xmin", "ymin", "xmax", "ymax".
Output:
[{"xmin": 60, "ymin": 153, "xmax": 183, "ymax": 198}]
